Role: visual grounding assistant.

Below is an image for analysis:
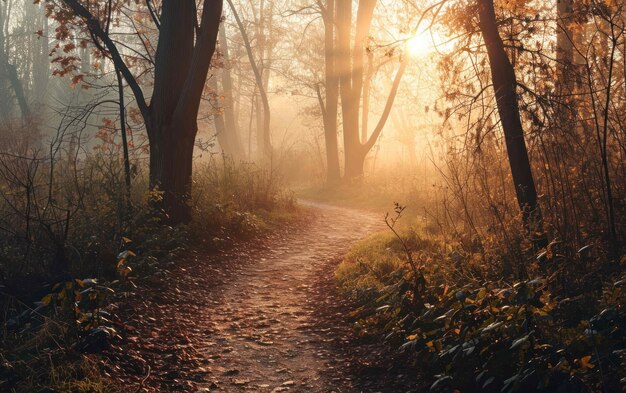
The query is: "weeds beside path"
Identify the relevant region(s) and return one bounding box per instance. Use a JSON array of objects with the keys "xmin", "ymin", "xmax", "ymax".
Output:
[{"xmin": 101, "ymin": 201, "xmax": 418, "ymax": 392}]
